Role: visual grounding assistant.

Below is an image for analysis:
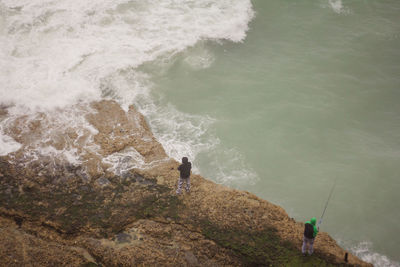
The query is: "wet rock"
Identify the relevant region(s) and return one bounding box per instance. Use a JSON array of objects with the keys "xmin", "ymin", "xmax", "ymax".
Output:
[
  {"xmin": 72, "ymin": 193, "xmax": 82, "ymax": 200},
  {"xmin": 115, "ymin": 232, "xmax": 132, "ymax": 244},
  {"xmin": 79, "ymin": 185, "xmax": 90, "ymax": 192},
  {"xmin": 134, "ymin": 175, "xmax": 155, "ymax": 185},
  {"xmin": 95, "ymin": 177, "xmax": 110, "ymax": 187}
]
